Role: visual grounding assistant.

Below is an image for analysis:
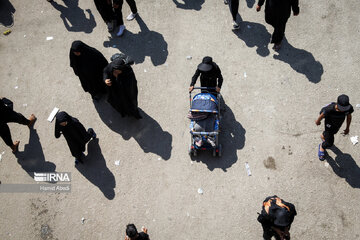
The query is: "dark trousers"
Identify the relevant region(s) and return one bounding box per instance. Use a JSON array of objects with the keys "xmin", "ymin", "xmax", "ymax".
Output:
[
  {"xmin": 114, "ymin": 0, "xmax": 138, "ymax": 26},
  {"xmin": 230, "ymin": 0, "xmax": 239, "ymax": 21},
  {"xmin": 0, "ymin": 110, "xmax": 29, "ymax": 147},
  {"xmin": 262, "ymin": 224, "xmax": 290, "ymax": 240},
  {"xmin": 94, "ymin": 0, "xmax": 114, "ymax": 23},
  {"xmin": 322, "ymin": 131, "xmax": 335, "ymax": 149},
  {"xmin": 265, "ymin": 12, "xmax": 288, "ymax": 44}
]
